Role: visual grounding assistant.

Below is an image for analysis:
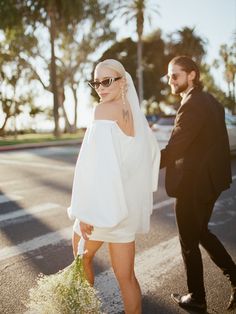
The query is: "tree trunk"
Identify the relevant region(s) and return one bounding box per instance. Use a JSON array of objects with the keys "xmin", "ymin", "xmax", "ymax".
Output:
[
  {"xmin": 48, "ymin": 6, "xmax": 60, "ymax": 137},
  {"xmin": 61, "ymin": 104, "xmax": 73, "ymax": 133},
  {"xmin": 136, "ymin": 8, "xmax": 144, "ymax": 105},
  {"xmin": 232, "ymin": 79, "xmax": 236, "ymax": 114},
  {"xmin": 232, "ymin": 77, "xmax": 235, "ymax": 103},
  {"xmin": 0, "ymin": 115, "xmax": 10, "ymax": 136},
  {"xmin": 58, "ymin": 85, "xmax": 73, "ymax": 133},
  {"xmin": 71, "ymin": 85, "xmax": 78, "ymax": 132},
  {"xmin": 137, "ymin": 36, "xmax": 143, "ymax": 105}
]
